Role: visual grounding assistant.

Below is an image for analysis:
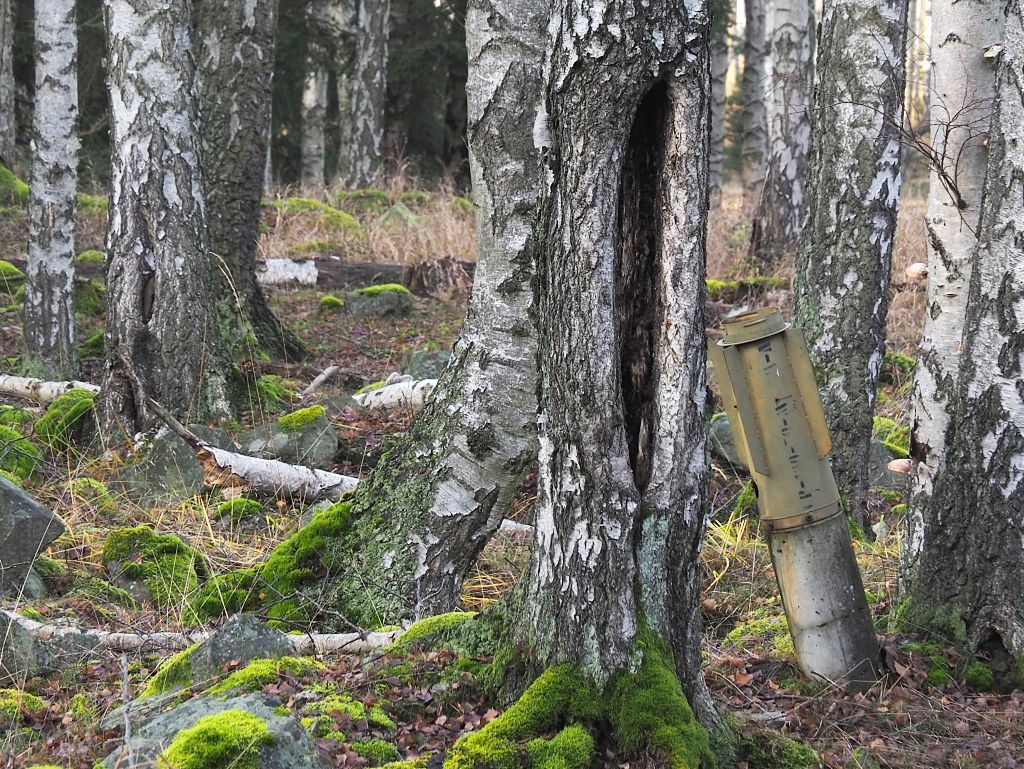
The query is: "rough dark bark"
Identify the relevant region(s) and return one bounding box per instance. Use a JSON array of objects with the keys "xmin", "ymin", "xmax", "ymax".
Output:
[
  {"xmin": 0, "ymin": 0, "xmax": 14, "ymax": 163},
  {"xmin": 741, "ymin": 0, "xmax": 768, "ymax": 186},
  {"xmin": 194, "ymin": 0, "xmax": 307, "ymax": 363},
  {"xmin": 792, "ymin": 0, "xmax": 908, "ymax": 531},
  {"xmin": 23, "ymin": 0, "xmax": 79, "ymax": 379},
  {"xmin": 708, "ymin": 0, "xmax": 731, "ymax": 204},
  {"xmin": 101, "ymin": 0, "xmax": 237, "ymax": 434},
  {"xmin": 906, "ymin": 0, "xmax": 1024, "ymax": 665},
  {"xmin": 511, "ymin": 0, "xmax": 716, "ymax": 727}
]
